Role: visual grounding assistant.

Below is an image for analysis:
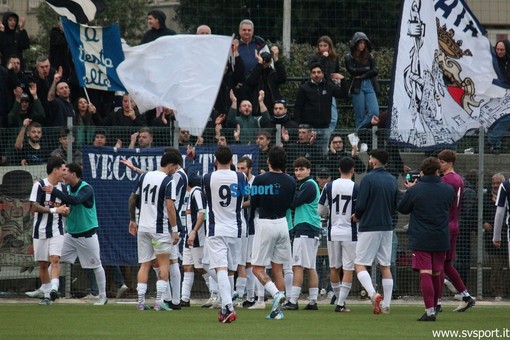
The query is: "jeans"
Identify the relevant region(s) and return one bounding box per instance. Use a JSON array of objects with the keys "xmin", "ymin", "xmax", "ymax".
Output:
[
  {"xmin": 352, "ymin": 79, "xmax": 379, "ymax": 130},
  {"xmin": 487, "ymin": 114, "xmax": 510, "ymax": 147}
]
